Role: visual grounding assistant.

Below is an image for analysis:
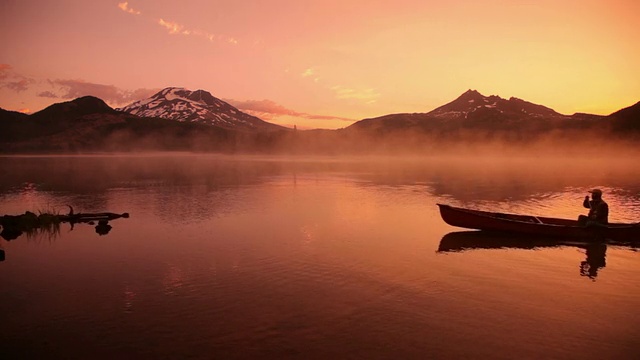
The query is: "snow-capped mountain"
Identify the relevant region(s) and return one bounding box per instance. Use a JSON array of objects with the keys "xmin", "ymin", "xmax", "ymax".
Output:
[
  {"xmin": 347, "ymin": 89, "xmax": 589, "ymax": 133},
  {"xmin": 427, "ymin": 89, "xmax": 566, "ymax": 120},
  {"xmin": 117, "ymin": 87, "xmax": 284, "ymax": 130}
]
